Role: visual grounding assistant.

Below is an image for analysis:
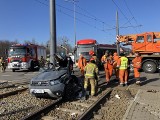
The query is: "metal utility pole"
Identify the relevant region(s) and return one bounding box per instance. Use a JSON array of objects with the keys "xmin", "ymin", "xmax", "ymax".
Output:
[
  {"xmin": 116, "ymin": 11, "xmax": 120, "ymax": 55},
  {"xmin": 65, "ymin": 0, "xmax": 77, "ymax": 45},
  {"xmin": 50, "ymin": 0, "xmax": 57, "ymax": 66},
  {"xmin": 73, "ymin": 0, "xmax": 77, "ymax": 46}
]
